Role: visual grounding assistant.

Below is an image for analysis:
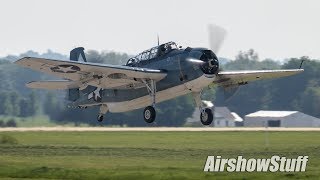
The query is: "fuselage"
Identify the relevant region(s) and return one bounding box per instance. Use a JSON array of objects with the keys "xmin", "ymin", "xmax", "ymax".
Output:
[{"xmin": 72, "ymin": 46, "xmax": 219, "ymax": 113}]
